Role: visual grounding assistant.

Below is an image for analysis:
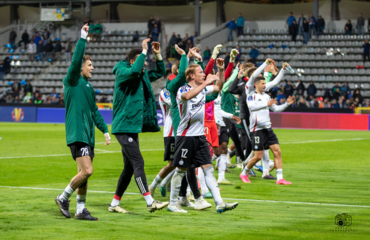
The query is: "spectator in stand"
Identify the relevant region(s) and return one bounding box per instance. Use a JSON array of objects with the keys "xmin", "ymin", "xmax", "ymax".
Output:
[
  {"xmin": 0, "ymin": 60, "xmax": 4, "ymax": 82},
  {"xmin": 43, "ymin": 35, "xmax": 48, "ymax": 46},
  {"xmin": 308, "ymin": 17, "xmax": 316, "ymax": 37},
  {"xmin": 249, "ymin": 45, "xmax": 259, "ymax": 65},
  {"xmin": 284, "ymin": 81, "xmax": 294, "ymax": 97},
  {"xmin": 280, "ymin": 98, "xmax": 287, "ymax": 104},
  {"xmin": 357, "ymin": 13, "xmax": 365, "ymax": 35},
  {"xmin": 320, "ymin": 98, "xmax": 331, "ymax": 108},
  {"xmin": 54, "ymin": 40, "xmax": 62, "ymax": 61},
  {"xmin": 42, "ymin": 28, "xmax": 50, "ymax": 39},
  {"xmin": 345, "ymin": 20, "xmax": 352, "ymax": 35},
  {"xmin": 183, "ymin": 33, "xmax": 189, "ymax": 44},
  {"xmin": 363, "ymin": 39, "xmax": 370, "ymax": 65},
  {"xmin": 296, "ymin": 80, "xmax": 305, "ymax": 95},
  {"xmin": 100, "ymin": 95, "xmax": 108, "ymax": 103},
  {"xmin": 33, "ymin": 92, "xmax": 42, "ymax": 104},
  {"xmin": 132, "ymin": 31, "xmax": 140, "ymax": 43},
  {"xmin": 353, "ymin": 97, "xmax": 362, "ymax": 107},
  {"xmin": 225, "ymin": 18, "xmax": 237, "ymax": 41},
  {"xmin": 290, "ymin": 20, "xmax": 298, "ymax": 42},
  {"xmin": 23, "ymin": 80, "xmax": 33, "ymax": 95},
  {"xmin": 27, "ymin": 41, "xmax": 36, "ymax": 61},
  {"xmin": 332, "ymin": 82, "xmax": 340, "ymax": 94},
  {"xmin": 323, "ymin": 88, "xmax": 332, "ymax": 100},
  {"xmin": 331, "ymin": 99, "xmax": 340, "ymax": 108},
  {"xmin": 352, "ymin": 89, "xmax": 363, "ymax": 104},
  {"xmin": 50, "ymin": 88, "xmax": 59, "ymax": 102},
  {"xmin": 338, "ymin": 96, "xmax": 345, "ymax": 108},
  {"xmin": 165, "ymin": 60, "xmax": 172, "ymax": 69},
  {"xmin": 363, "ymin": 99, "xmax": 370, "ymax": 107},
  {"xmin": 297, "ymin": 14, "xmax": 306, "ymax": 36},
  {"xmin": 152, "ymin": 24, "xmax": 159, "ymax": 41},
  {"xmin": 65, "ymin": 41, "xmax": 72, "ymax": 62},
  {"xmin": 277, "ymin": 90, "xmax": 285, "ymax": 104},
  {"xmin": 3, "ymin": 55, "xmax": 11, "ymax": 74},
  {"xmin": 169, "ymin": 32, "xmax": 177, "ymax": 47},
  {"xmin": 185, "ymin": 39, "xmax": 193, "ymax": 53},
  {"xmin": 20, "ymin": 30, "xmax": 29, "ymax": 50},
  {"xmin": 341, "ymin": 82, "xmax": 351, "ymax": 99},
  {"xmin": 190, "ymin": 32, "xmax": 197, "ymax": 45},
  {"xmin": 88, "ymin": 22, "xmax": 95, "ymax": 42},
  {"xmin": 95, "ymin": 21, "xmax": 102, "ymax": 42},
  {"xmin": 297, "ymin": 96, "xmax": 308, "ymax": 108},
  {"xmin": 237, "ymin": 13, "xmax": 245, "ymax": 37},
  {"xmin": 23, "ymin": 92, "xmax": 32, "ymax": 103},
  {"xmin": 203, "ymin": 46, "xmax": 211, "ymax": 65},
  {"xmin": 317, "ymin": 16, "xmax": 325, "ymax": 36},
  {"xmin": 147, "ymin": 34, "xmax": 153, "ymax": 59},
  {"xmin": 332, "ymin": 88, "xmax": 341, "ymax": 101},
  {"xmin": 307, "ymin": 81, "xmax": 317, "ymax": 98},
  {"xmin": 195, "ymin": 39, "xmax": 202, "ymax": 52},
  {"xmin": 147, "ymin": 16, "xmax": 155, "ymax": 36},
  {"xmin": 31, "ymin": 29, "xmax": 38, "ymax": 40},
  {"xmin": 286, "ymin": 12, "xmax": 296, "ymax": 32},
  {"xmin": 9, "ymin": 28, "xmax": 17, "ymax": 49},
  {"xmin": 176, "ymin": 34, "xmax": 182, "ymax": 44},
  {"xmin": 303, "ymin": 19, "xmax": 310, "ymax": 44},
  {"xmin": 33, "ymin": 33, "xmax": 42, "ymax": 46},
  {"xmin": 37, "ymin": 40, "xmax": 44, "ymax": 62},
  {"xmin": 156, "ymin": 18, "xmax": 162, "ymax": 37},
  {"xmin": 45, "ymin": 40, "xmax": 54, "ymax": 61},
  {"xmin": 11, "ymin": 80, "xmax": 21, "ymax": 99}
]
